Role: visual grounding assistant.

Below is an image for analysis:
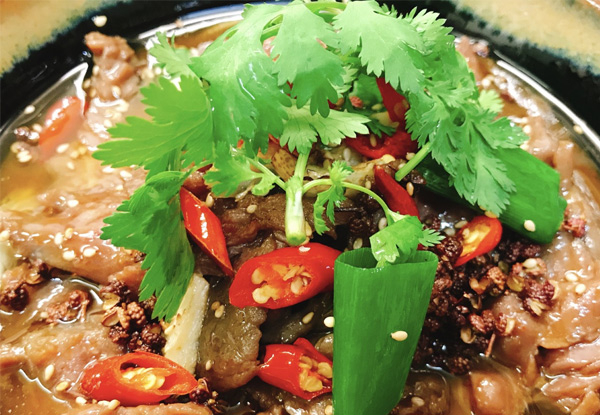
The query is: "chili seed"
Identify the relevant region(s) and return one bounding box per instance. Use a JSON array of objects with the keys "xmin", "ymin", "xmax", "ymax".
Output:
[
  {"xmin": 44, "ymin": 364, "xmax": 55, "ymax": 381},
  {"xmin": 55, "ymin": 381, "xmax": 70, "ymax": 392}
]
